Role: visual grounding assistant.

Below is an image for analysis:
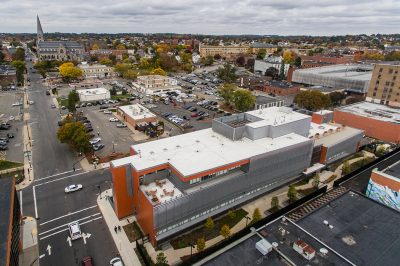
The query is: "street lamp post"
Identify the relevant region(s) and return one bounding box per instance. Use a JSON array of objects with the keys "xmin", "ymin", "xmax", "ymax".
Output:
[
  {"xmin": 245, "ymin": 215, "xmax": 251, "ymax": 227},
  {"xmin": 189, "ymin": 243, "xmax": 195, "ymax": 258},
  {"xmin": 29, "ymin": 254, "xmax": 45, "ymax": 266}
]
